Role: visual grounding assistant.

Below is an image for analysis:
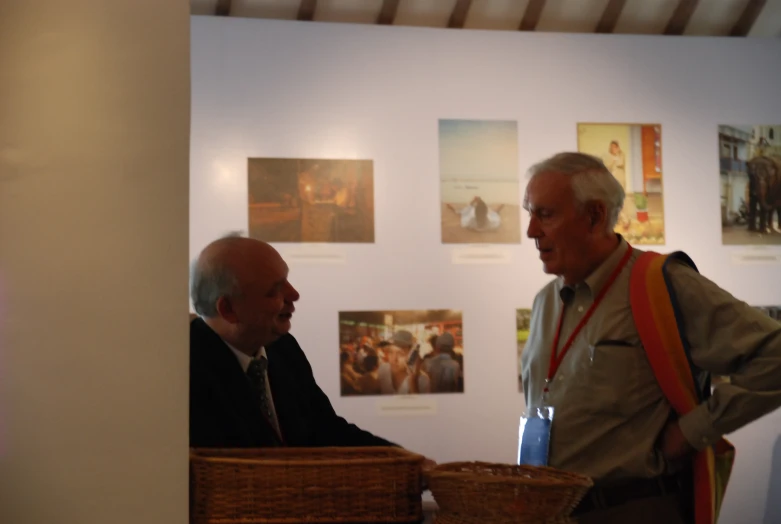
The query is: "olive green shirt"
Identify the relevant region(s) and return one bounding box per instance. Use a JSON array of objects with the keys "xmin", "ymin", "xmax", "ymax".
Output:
[{"xmin": 521, "ymin": 237, "xmax": 781, "ymax": 482}]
